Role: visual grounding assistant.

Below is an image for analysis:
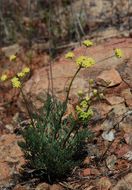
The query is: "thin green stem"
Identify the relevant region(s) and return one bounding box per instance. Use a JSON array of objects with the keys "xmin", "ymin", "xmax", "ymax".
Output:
[
  {"xmin": 20, "ymin": 88, "xmax": 35, "ymax": 128},
  {"xmin": 58, "ymin": 66, "xmax": 82, "ymax": 125},
  {"xmin": 62, "ymin": 121, "xmax": 78, "ymax": 149},
  {"xmin": 56, "ymin": 66, "xmax": 82, "ymax": 141},
  {"xmin": 60, "ymin": 66, "xmax": 83, "ymax": 148},
  {"xmin": 65, "ymin": 66, "xmax": 81, "ymax": 105},
  {"xmin": 97, "ymin": 55, "xmax": 114, "ymax": 63}
]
